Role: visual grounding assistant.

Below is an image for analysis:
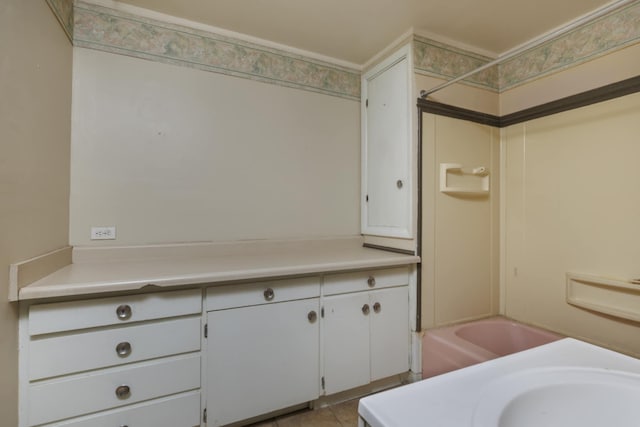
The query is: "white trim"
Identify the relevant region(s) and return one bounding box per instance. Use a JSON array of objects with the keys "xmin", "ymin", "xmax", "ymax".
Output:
[{"xmin": 362, "ymin": 27, "xmax": 416, "ymax": 72}]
